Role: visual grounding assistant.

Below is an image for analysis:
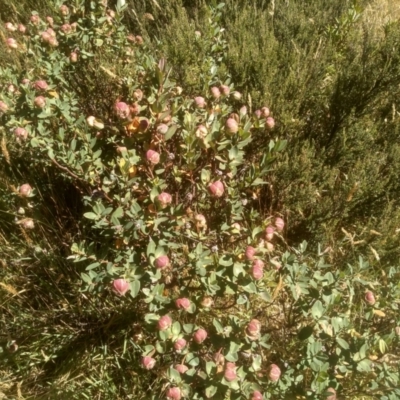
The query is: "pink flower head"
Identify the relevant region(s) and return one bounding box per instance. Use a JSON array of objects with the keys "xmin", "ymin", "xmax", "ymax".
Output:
[
  {"xmin": 146, "ymin": 149, "xmax": 160, "ymax": 164},
  {"xmin": 135, "ymin": 35, "xmax": 143, "ymax": 45},
  {"xmin": 224, "ymin": 362, "xmax": 237, "ymax": 381},
  {"xmin": 195, "ymin": 214, "xmax": 207, "ymax": 228},
  {"xmin": 265, "ymin": 225, "xmax": 275, "ymax": 241},
  {"xmin": 60, "ymin": 5, "xmax": 69, "ymax": 15},
  {"xmin": 166, "ymin": 387, "xmax": 181, "ymax": 400},
  {"xmin": 158, "ymin": 315, "xmax": 172, "ymax": 331},
  {"xmin": 210, "ymin": 86, "xmax": 221, "ymax": 99},
  {"xmin": 261, "ymin": 107, "xmax": 270, "ymax": 118},
  {"xmin": 142, "ymin": 356, "xmax": 156, "ymax": 370},
  {"xmin": 208, "ymin": 181, "xmax": 224, "ymax": 197},
  {"xmin": 6, "ymin": 38, "xmax": 17, "ymax": 49},
  {"xmin": 240, "ymin": 105, "xmax": 248, "ymax": 116},
  {"xmin": 247, "ymin": 319, "xmax": 261, "ymax": 338},
  {"xmin": 253, "ymin": 259, "xmax": 265, "ymax": 269},
  {"xmin": 0, "ymin": 101, "xmax": 9, "ymax": 113},
  {"xmin": 268, "ymin": 364, "xmax": 281, "ymax": 382},
  {"xmin": 5, "ymin": 23, "xmax": 17, "ymax": 32},
  {"xmin": 195, "ymin": 124, "xmax": 207, "ymax": 139},
  {"xmin": 41, "ymin": 31, "xmax": 51, "ymax": 42},
  {"xmin": 266, "ymin": 117, "xmax": 275, "ymax": 130},
  {"xmin": 30, "ymin": 15, "xmax": 40, "ymax": 25},
  {"xmin": 274, "ymin": 217, "xmax": 285, "ymax": 232},
  {"xmin": 14, "ymin": 127, "xmax": 28, "ymax": 141},
  {"xmin": 251, "ymin": 391, "xmax": 263, "ymax": 400},
  {"xmin": 225, "ymin": 118, "xmax": 239, "ymax": 134},
  {"xmin": 174, "ymin": 338, "xmax": 187, "ymax": 351},
  {"xmin": 33, "ymin": 80, "xmax": 48, "ymax": 91},
  {"xmin": 46, "ymin": 28, "xmax": 56, "ymax": 37},
  {"xmin": 194, "ymin": 96, "xmax": 206, "ymax": 108},
  {"xmin": 193, "ymin": 328, "xmax": 207, "ymax": 344},
  {"xmin": 245, "ymin": 246, "xmax": 256, "ymax": 261},
  {"xmin": 154, "ymin": 255, "xmax": 170, "ymax": 270},
  {"xmin": 220, "ymin": 84, "xmax": 230, "ymax": 96},
  {"xmin": 364, "ymin": 291, "xmax": 375, "ymax": 306},
  {"xmin": 174, "ymin": 364, "xmax": 188, "ymax": 374},
  {"xmin": 46, "ymin": 16, "xmax": 54, "ymax": 26},
  {"xmin": 61, "ymin": 24, "xmax": 72, "ymax": 34},
  {"xmin": 157, "ymin": 192, "xmax": 172, "ymax": 209},
  {"xmin": 254, "ymin": 109, "xmax": 262, "ymax": 119},
  {"xmin": 21, "ymin": 218, "xmax": 34, "ymax": 229},
  {"xmin": 34, "ymin": 96, "xmax": 46, "ymax": 108},
  {"xmin": 19, "ymin": 184, "xmax": 32, "ymax": 197},
  {"xmin": 251, "ymin": 261, "xmax": 264, "ymax": 280},
  {"xmin": 114, "ymin": 101, "xmax": 131, "ymax": 119},
  {"xmin": 112, "ymin": 279, "xmax": 130, "ymax": 296},
  {"xmin": 326, "ymin": 388, "xmax": 336, "ymax": 400},
  {"xmin": 157, "ymin": 124, "xmax": 169, "ymax": 135},
  {"xmin": 70, "ymin": 52, "xmax": 78, "ymax": 63},
  {"xmin": 18, "ymin": 24, "xmax": 26, "ymax": 33},
  {"xmin": 175, "ymin": 298, "xmax": 191, "ymax": 311}
]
